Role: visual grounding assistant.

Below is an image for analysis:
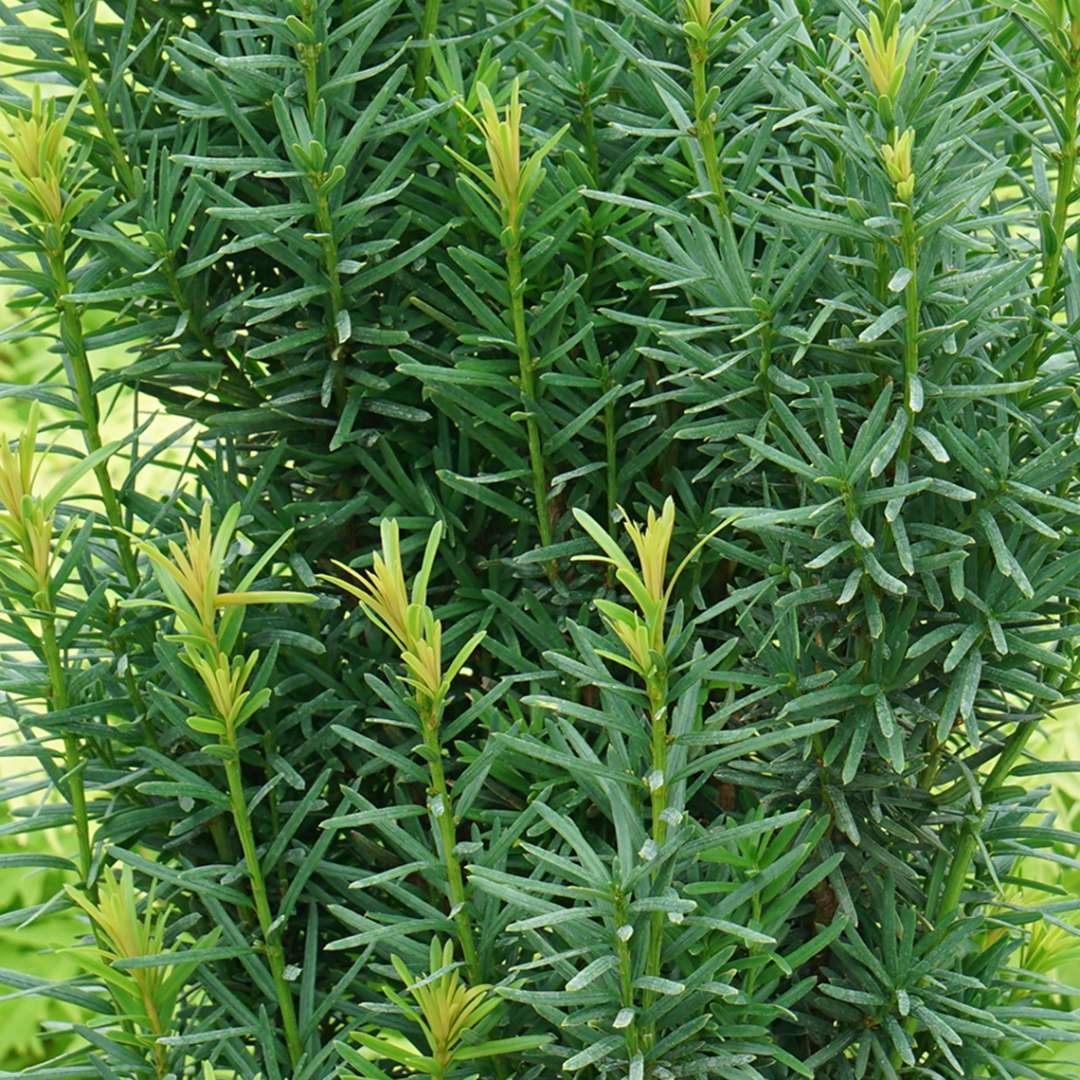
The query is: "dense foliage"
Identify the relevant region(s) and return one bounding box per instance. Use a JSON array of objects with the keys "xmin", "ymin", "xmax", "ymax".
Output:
[{"xmin": 2, "ymin": 0, "xmax": 1080, "ymax": 1077}]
